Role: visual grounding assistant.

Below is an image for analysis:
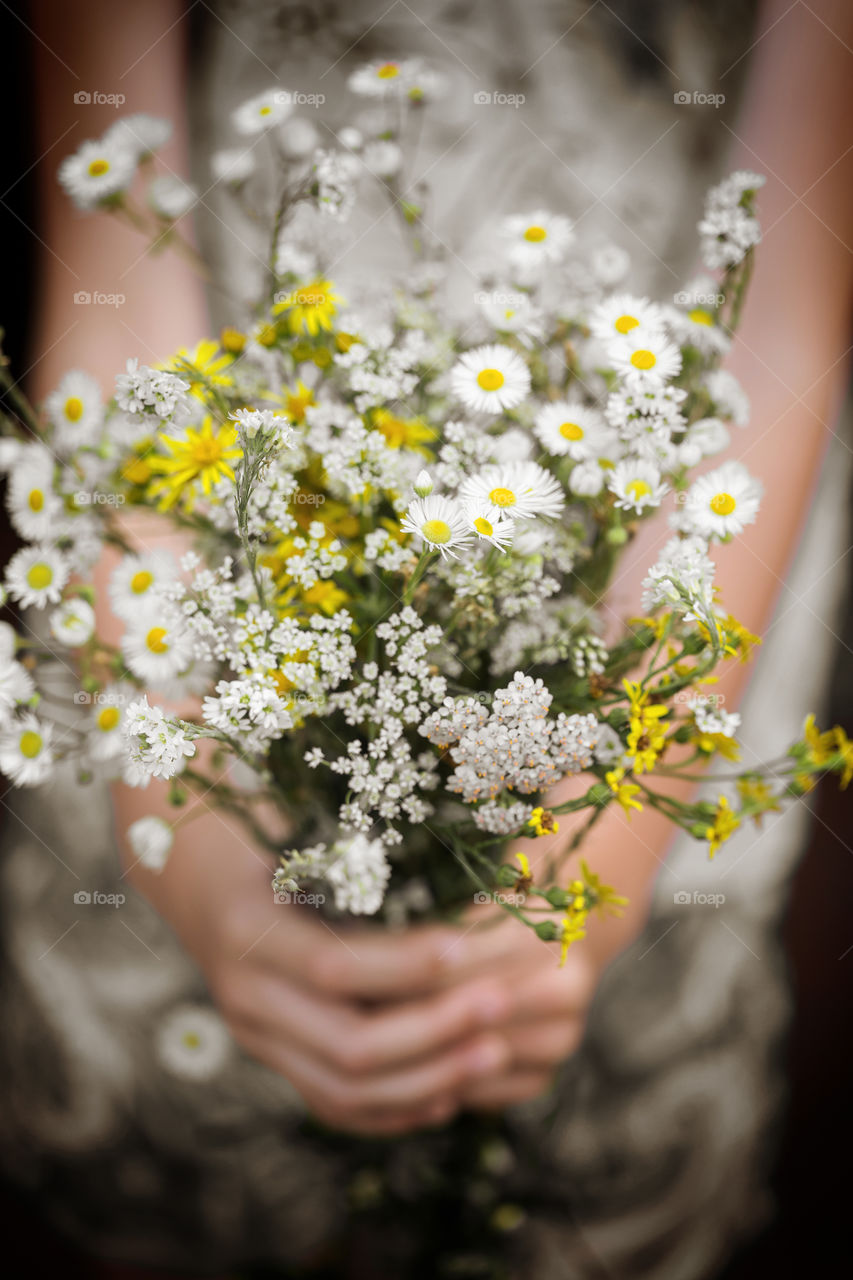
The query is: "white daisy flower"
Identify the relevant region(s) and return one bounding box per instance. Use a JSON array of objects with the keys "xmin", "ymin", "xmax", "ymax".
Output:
[
  {"xmin": 5, "ymin": 545, "xmax": 70, "ymax": 609},
  {"xmin": 569, "ymin": 460, "xmax": 607, "ymax": 497},
  {"xmin": 210, "ymin": 146, "xmax": 256, "ymax": 184},
  {"xmin": 679, "ymin": 460, "xmax": 763, "ymax": 539},
  {"xmin": 400, "ymin": 495, "xmax": 474, "ymax": 559},
  {"xmin": 450, "ymin": 344, "xmax": 531, "ymax": 416},
  {"xmin": 0, "ymin": 714, "xmax": 55, "ymax": 786},
  {"xmin": 156, "ymin": 1004, "xmax": 231, "ymax": 1081},
  {"xmin": 705, "ymin": 369, "xmax": 750, "ymax": 427},
  {"xmin": 44, "ymin": 370, "xmax": 104, "ymax": 451},
  {"xmin": 590, "ymin": 294, "xmax": 665, "ymax": 342},
  {"xmin": 677, "ymin": 417, "xmax": 730, "ymax": 467},
  {"xmin": 608, "ymin": 327, "xmax": 683, "ymax": 389},
  {"xmin": 127, "ymin": 815, "xmax": 174, "ymax": 872},
  {"xmin": 533, "ymin": 401, "xmax": 608, "ymax": 460},
  {"xmin": 58, "ymin": 137, "xmax": 137, "ymax": 209},
  {"xmin": 50, "ymin": 597, "xmax": 96, "ymax": 647},
  {"xmin": 663, "ymin": 303, "xmax": 729, "ymax": 356},
  {"xmin": 362, "ymin": 140, "xmax": 403, "ymax": 179},
  {"xmin": 464, "ymin": 504, "xmax": 516, "ymax": 550},
  {"xmin": 231, "ymin": 88, "xmax": 293, "ymax": 135},
  {"xmin": 0, "ymin": 658, "xmax": 34, "ymax": 717},
  {"xmin": 607, "ymin": 458, "xmax": 668, "ymax": 513},
  {"xmin": 121, "ymin": 613, "xmax": 194, "ymax": 686},
  {"xmin": 477, "ymin": 290, "xmax": 545, "ymax": 347},
  {"xmin": 500, "ymin": 211, "xmax": 574, "ymax": 274},
  {"xmin": 348, "ymin": 59, "xmax": 420, "ymax": 98},
  {"xmin": 88, "ymin": 685, "xmax": 133, "ymax": 762},
  {"xmin": 6, "ymin": 447, "xmax": 60, "ymax": 540},
  {"xmin": 109, "ymin": 551, "xmax": 177, "ymax": 622},
  {"xmin": 148, "ymin": 175, "xmax": 197, "ymax": 220},
  {"xmin": 103, "ymin": 114, "xmax": 172, "ymax": 158},
  {"xmin": 460, "ymin": 461, "xmax": 565, "ymax": 520}
]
